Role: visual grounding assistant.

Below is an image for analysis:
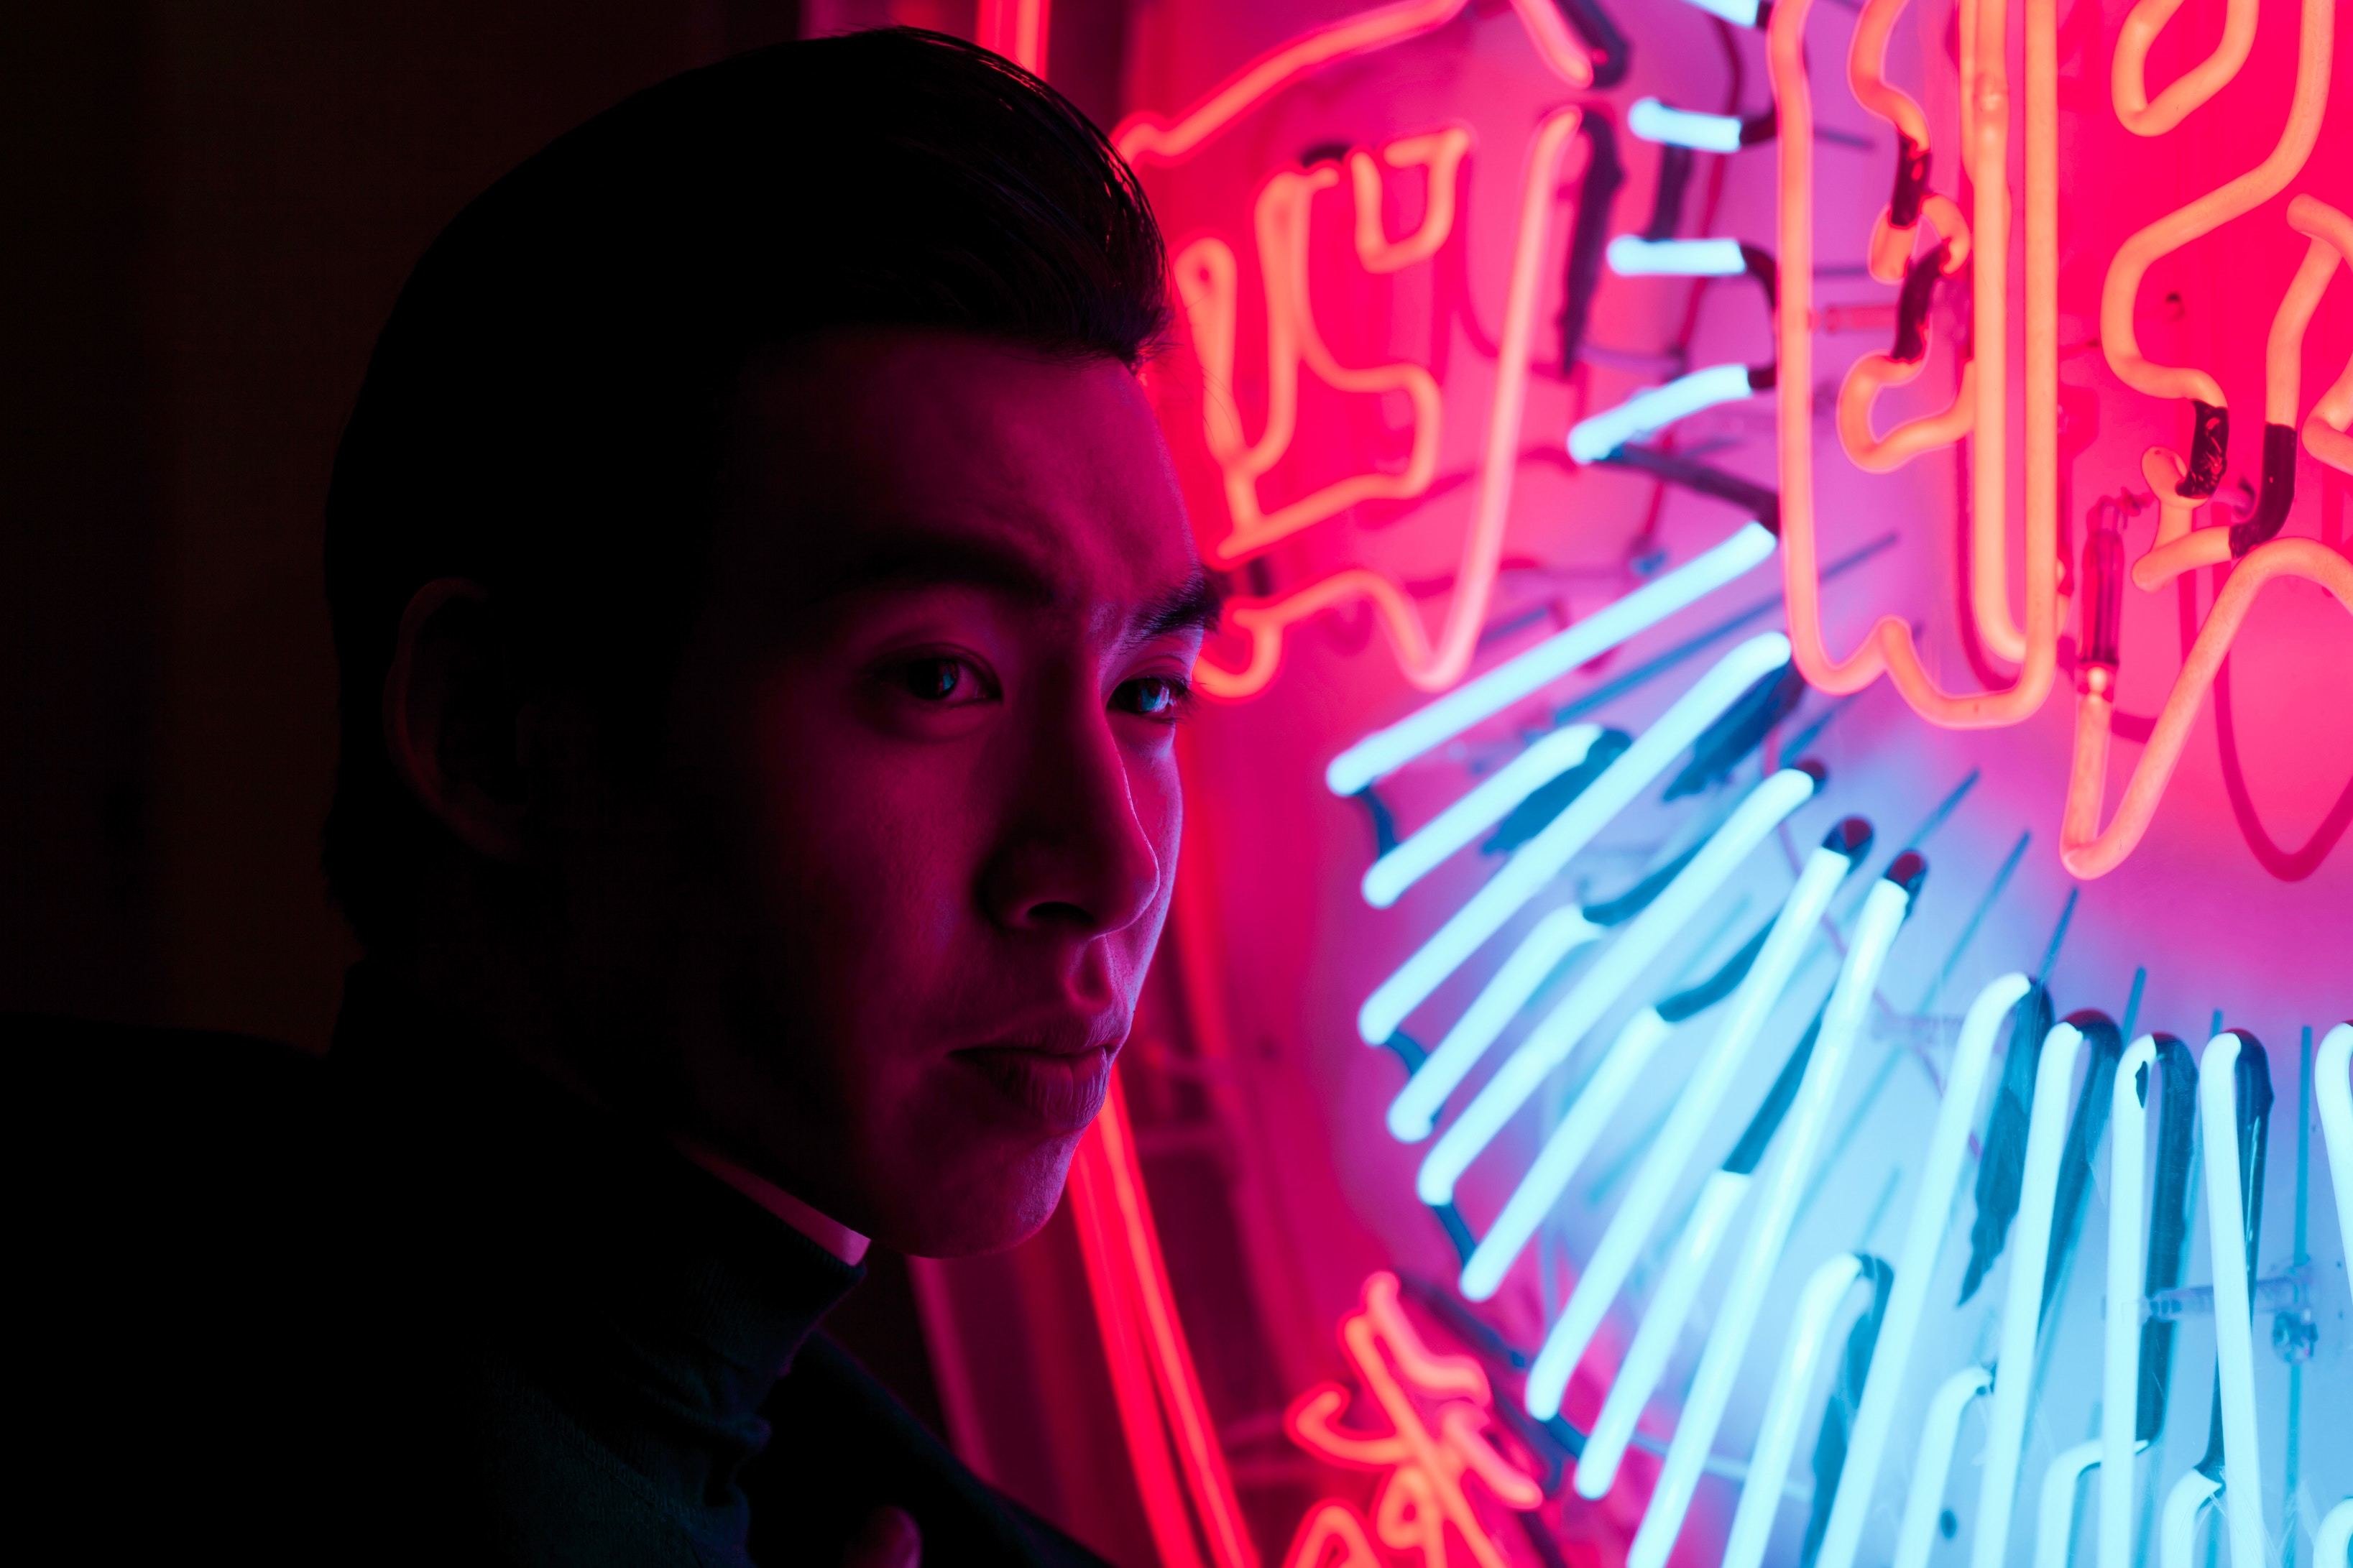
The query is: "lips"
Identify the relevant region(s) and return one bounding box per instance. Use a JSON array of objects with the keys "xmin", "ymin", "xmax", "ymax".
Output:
[{"xmin": 953, "ymin": 1033, "xmax": 1118, "ymax": 1134}]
